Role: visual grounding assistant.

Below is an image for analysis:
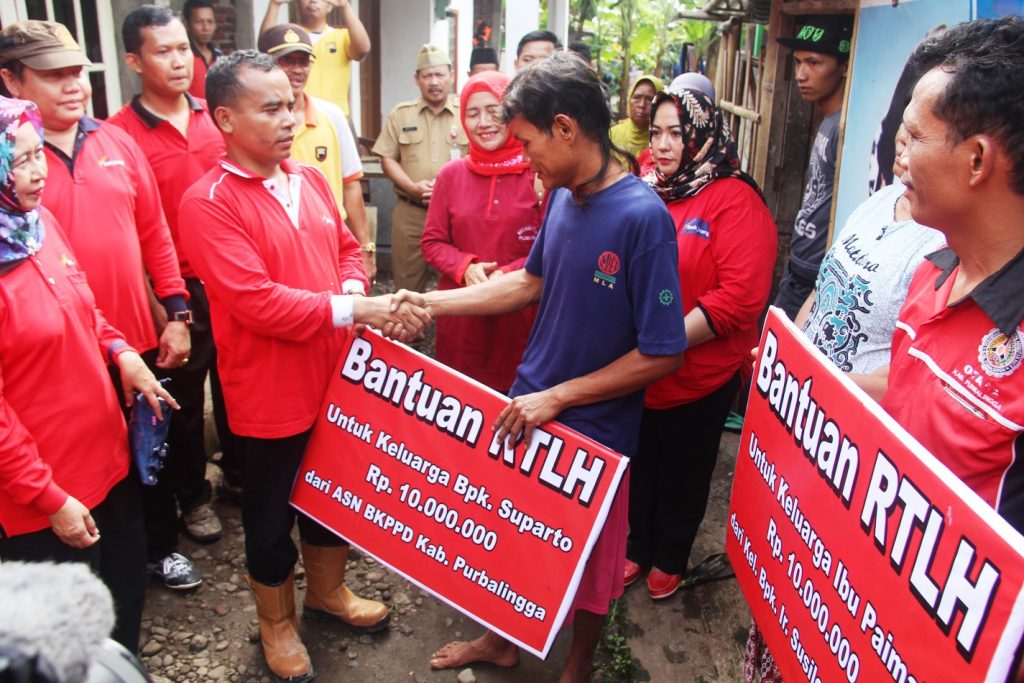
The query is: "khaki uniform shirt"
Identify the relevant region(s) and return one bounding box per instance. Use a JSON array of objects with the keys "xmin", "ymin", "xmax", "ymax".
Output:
[{"xmin": 372, "ymin": 94, "xmax": 468, "ymax": 199}]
